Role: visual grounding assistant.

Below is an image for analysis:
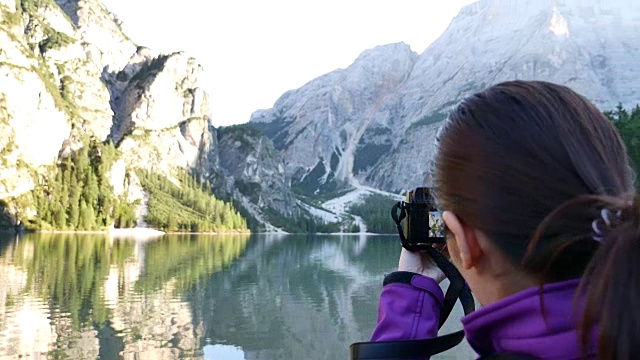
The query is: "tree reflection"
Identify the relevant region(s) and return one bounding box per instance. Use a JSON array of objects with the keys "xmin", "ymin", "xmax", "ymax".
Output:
[
  {"xmin": 0, "ymin": 232, "xmax": 251, "ymax": 359},
  {"xmin": 187, "ymin": 235, "xmax": 400, "ymax": 360},
  {"xmin": 10, "ymin": 233, "xmax": 136, "ymax": 329},
  {"xmin": 135, "ymin": 234, "xmax": 250, "ymax": 294},
  {"xmin": 0, "ymin": 232, "xmax": 416, "ymax": 359}
]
